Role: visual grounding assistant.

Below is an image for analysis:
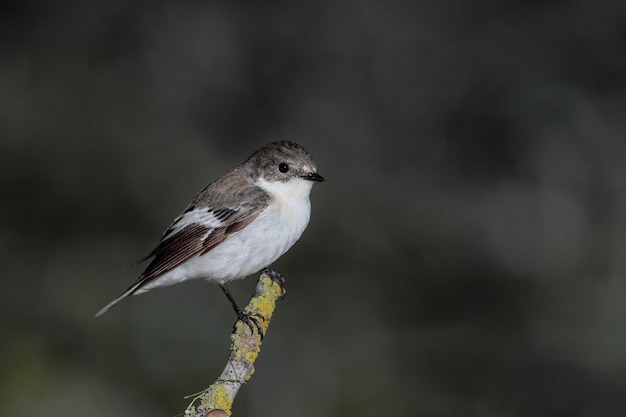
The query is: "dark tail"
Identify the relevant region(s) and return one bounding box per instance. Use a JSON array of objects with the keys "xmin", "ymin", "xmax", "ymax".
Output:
[{"xmin": 94, "ymin": 278, "xmax": 146, "ymax": 317}]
